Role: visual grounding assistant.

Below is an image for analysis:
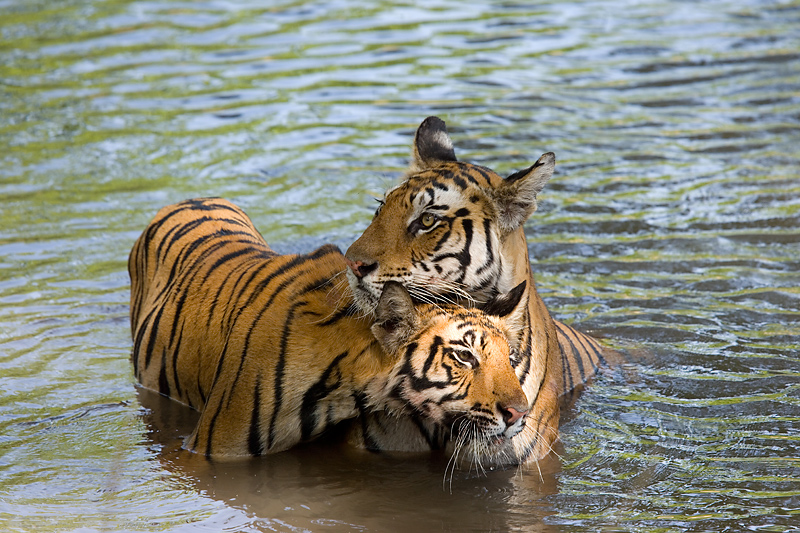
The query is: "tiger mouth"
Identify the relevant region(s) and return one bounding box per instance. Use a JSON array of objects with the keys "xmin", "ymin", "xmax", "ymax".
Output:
[
  {"xmin": 448, "ymin": 413, "xmax": 527, "ymax": 444},
  {"xmin": 450, "ymin": 418, "xmax": 508, "ymax": 441},
  {"xmin": 345, "ymin": 270, "xmax": 381, "ymax": 311}
]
